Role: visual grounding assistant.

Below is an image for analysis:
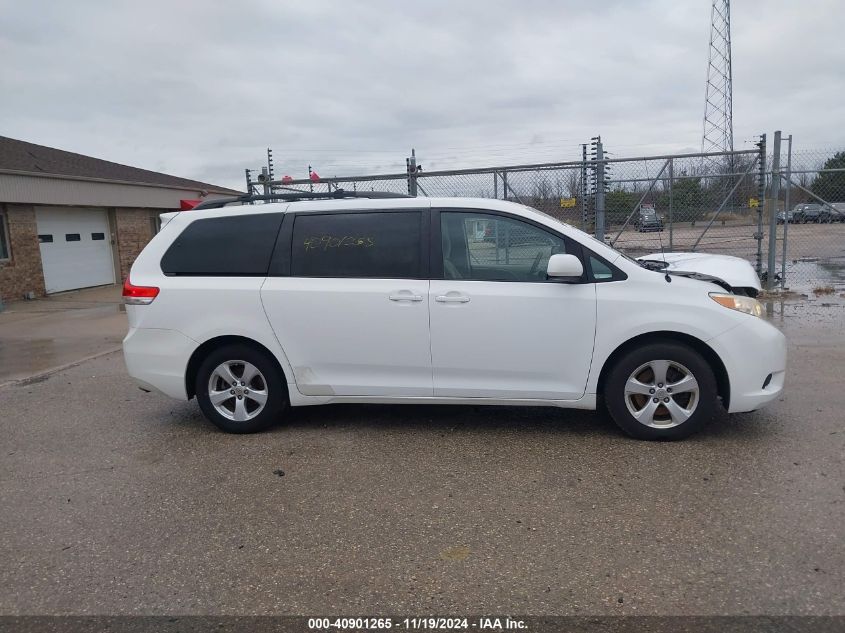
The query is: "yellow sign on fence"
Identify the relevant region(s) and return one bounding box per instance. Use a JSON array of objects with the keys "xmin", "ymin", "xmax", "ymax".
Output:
[
  {"xmin": 748, "ymin": 197, "xmax": 759, "ymax": 208},
  {"xmin": 559, "ymin": 197, "xmax": 577, "ymax": 208}
]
